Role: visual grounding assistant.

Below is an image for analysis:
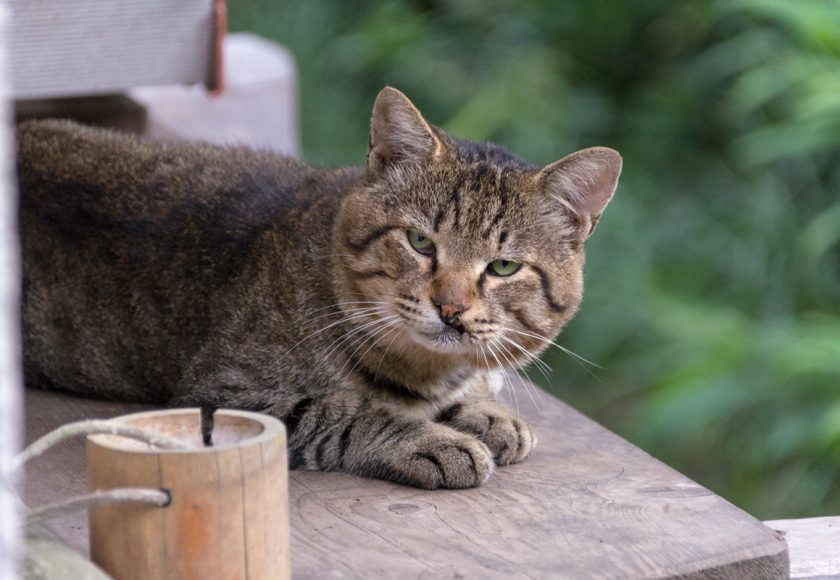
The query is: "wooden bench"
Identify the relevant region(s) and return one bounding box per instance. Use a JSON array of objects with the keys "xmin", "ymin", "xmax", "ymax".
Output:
[
  {"xmin": 24, "ymin": 385, "xmax": 790, "ymax": 578},
  {"xmin": 764, "ymin": 517, "xmax": 840, "ymax": 580}
]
